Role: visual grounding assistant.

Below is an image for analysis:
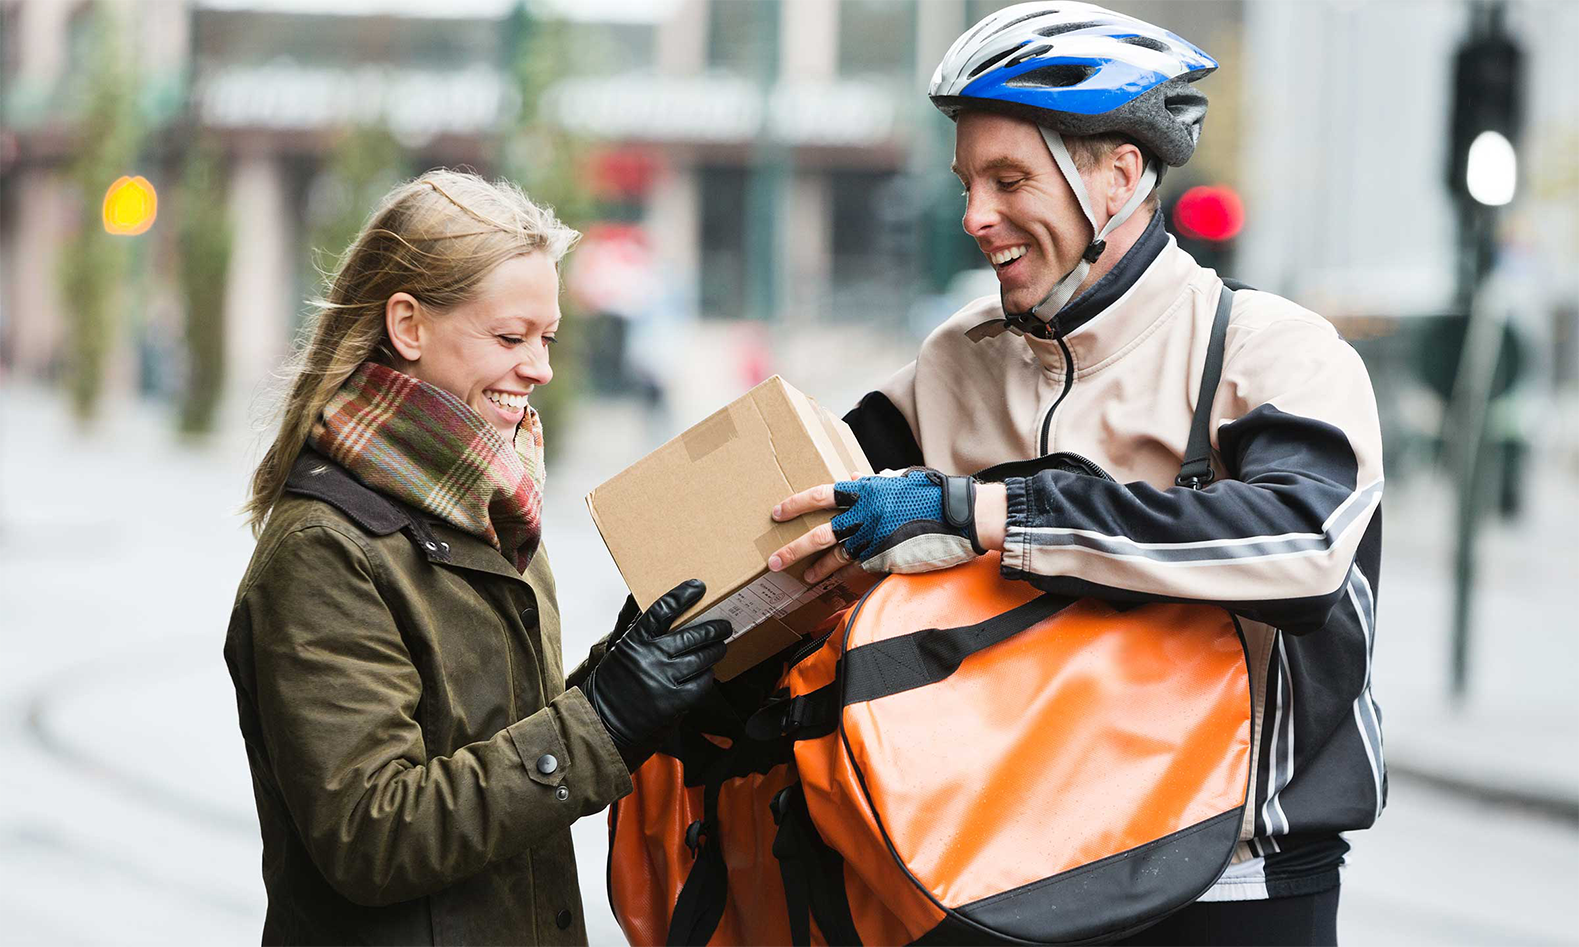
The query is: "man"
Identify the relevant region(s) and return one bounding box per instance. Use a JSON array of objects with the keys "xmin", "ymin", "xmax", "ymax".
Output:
[{"xmin": 768, "ymin": 4, "xmax": 1383, "ymax": 944}]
